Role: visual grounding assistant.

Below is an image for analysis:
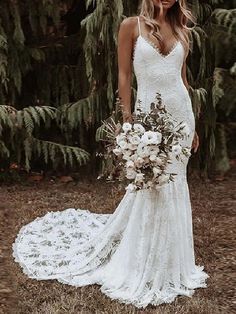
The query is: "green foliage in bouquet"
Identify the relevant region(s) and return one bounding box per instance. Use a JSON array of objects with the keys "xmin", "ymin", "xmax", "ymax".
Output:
[{"xmin": 96, "ymin": 93, "xmax": 191, "ymax": 190}]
